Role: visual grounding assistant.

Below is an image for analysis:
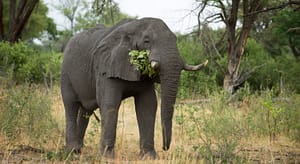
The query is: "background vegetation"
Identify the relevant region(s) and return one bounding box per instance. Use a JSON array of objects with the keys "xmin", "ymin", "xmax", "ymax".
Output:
[{"xmin": 0, "ymin": 0, "xmax": 299, "ymax": 163}]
